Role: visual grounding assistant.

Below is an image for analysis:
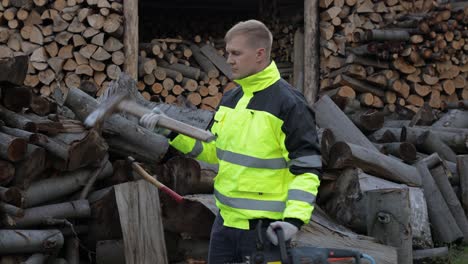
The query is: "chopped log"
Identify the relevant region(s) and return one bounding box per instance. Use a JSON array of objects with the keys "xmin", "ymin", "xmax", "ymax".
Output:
[
  {"xmin": 367, "ymin": 188, "xmax": 412, "ymax": 264},
  {"xmin": 199, "ymin": 44, "xmax": 232, "ymax": 79},
  {"xmin": 13, "ymin": 144, "xmax": 46, "ymax": 188},
  {"xmin": 2, "ymin": 85, "xmax": 32, "ymax": 113},
  {"xmin": 0, "ymin": 131, "xmax": 27, "ymax": 162},
  {"xmin": 65, "ymin": 85, "xmax": 168, "ymax": 160},
  {"xmin": 432, "ymin": 109, "xmax": 468, "ymax": 128},
  {"xmin": 324, "ymin": 168, "xmax": 432, "ymax": 248},
  {"xmin": 23, "ymin": 160, "xmax": 112, "ymax": 208},
  {"xmin": 344, "ymin": 107, "xmax": 384, "ymax": 132},
  {"xmin": 0, "ymin": 55, "xmax": 28, "ymax": 85},
  {"xmin": 0, "ymin": 160, "xmax": 15, "ymax": 186},
  {"xmin": 334, "ymin": 74, "xmax": 385, "ymax": 97},
  {"xmin": 13, "ymin": 200, "xmax": 91, "ymax": 228},
  {"xmin": 157, "ymin": 60, "xmax": 200, "ymax": 80},
  {"xmin": 115, "ymin": 180, "xmax": 168, "ymax": 264},
  {"xmin": 0, "ymin": 230, "xmax": 63, "ymax": 254},
  {"xmin": 458, "ymin": 155, "xmax": 468, "ymax": 216},
  {"xmin": 416, "ymin": 160, "xmax": 463, "ymax": 243},
  {"xmin": 329, "ymin": 141, "xmax": 421, "ymax": 186},
  {"xmin": 379, "ymin": 142, "xmax": 417, "ymax": 162},
  {"xmin": 313, "ymin": 95, "xmax": 379, "ymax": 151},
  {"xmin": 96, "ymin": 240, "xmax": 125, "ymax": 264},
  {"xmin": 416, "ymin": 131, "xmax": 457, "ymax": 162},
  {"xmin": 401, "ymin": 126, "xmax": 467, "ymax": 153},
  {"xmin": 430, "ymin": 163, "xmax": 468, "ymax": 241},
  {"xmin": 293, "ymin": 207, "xmax": 398, "ymax": 264}
]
